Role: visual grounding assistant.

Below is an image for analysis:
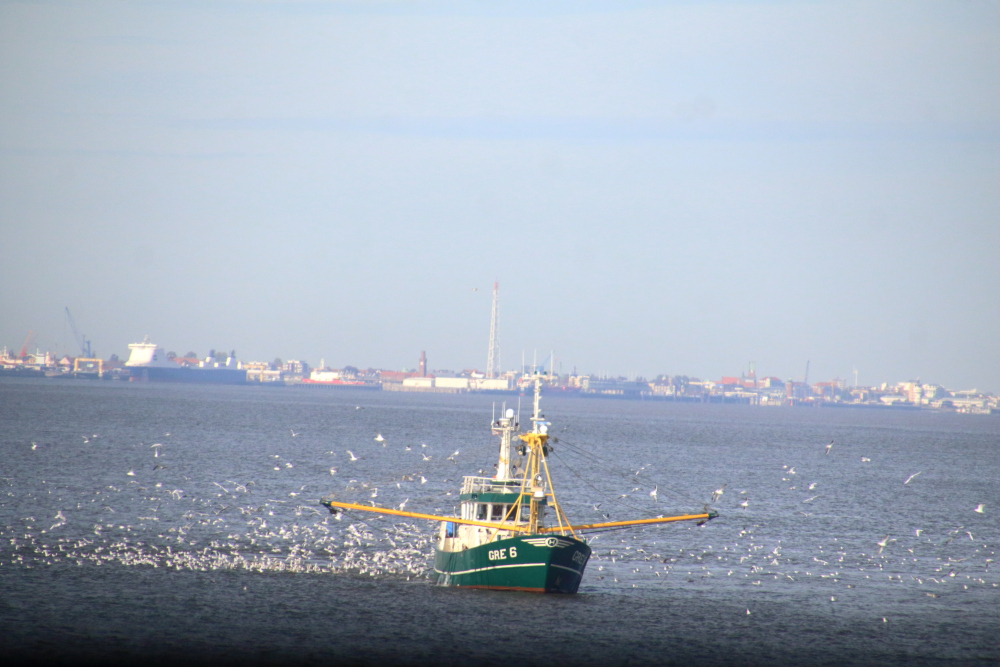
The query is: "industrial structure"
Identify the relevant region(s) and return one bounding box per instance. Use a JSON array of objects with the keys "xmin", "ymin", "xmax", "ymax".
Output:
[{"xmin": 485, "ymin": 281, "xmax": 500, "ymax": 378}]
